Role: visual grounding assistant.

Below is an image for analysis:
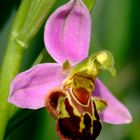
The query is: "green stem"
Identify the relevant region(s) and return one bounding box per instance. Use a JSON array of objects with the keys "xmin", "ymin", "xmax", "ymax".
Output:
[
  {"xmin": 0, "ymin": 0, "xmax": 57, "ymax": 139},
  {"xmin": 0, "ymin": 40, "xmax": 24, "ymax": 140}
]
